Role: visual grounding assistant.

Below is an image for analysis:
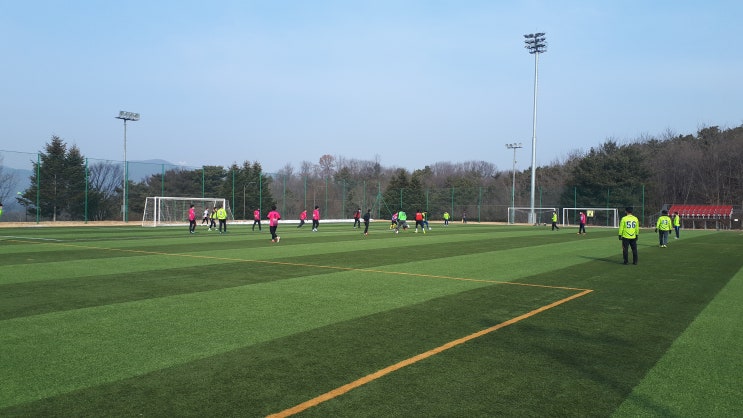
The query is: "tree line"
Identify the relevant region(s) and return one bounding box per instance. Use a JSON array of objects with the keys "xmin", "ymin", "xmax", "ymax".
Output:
[{"xmin": 10, "ymin": 124, "xmax": 743, "ymax": 223}]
